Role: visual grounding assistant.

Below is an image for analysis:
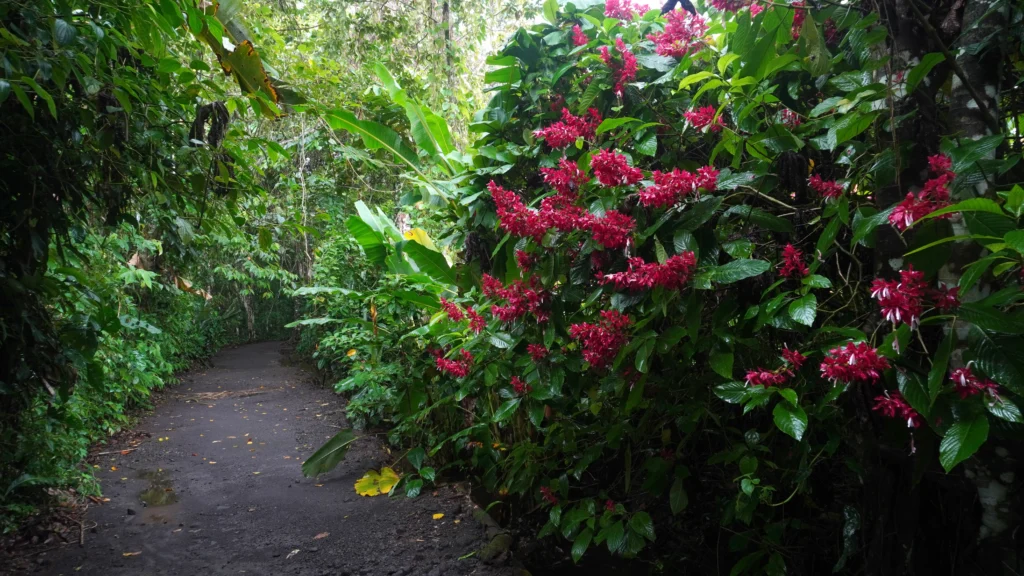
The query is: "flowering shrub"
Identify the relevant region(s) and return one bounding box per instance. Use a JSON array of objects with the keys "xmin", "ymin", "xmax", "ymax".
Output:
[{"xmin": 322, "ymin": 1, "xmax": 1024, "ymax": 572}]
